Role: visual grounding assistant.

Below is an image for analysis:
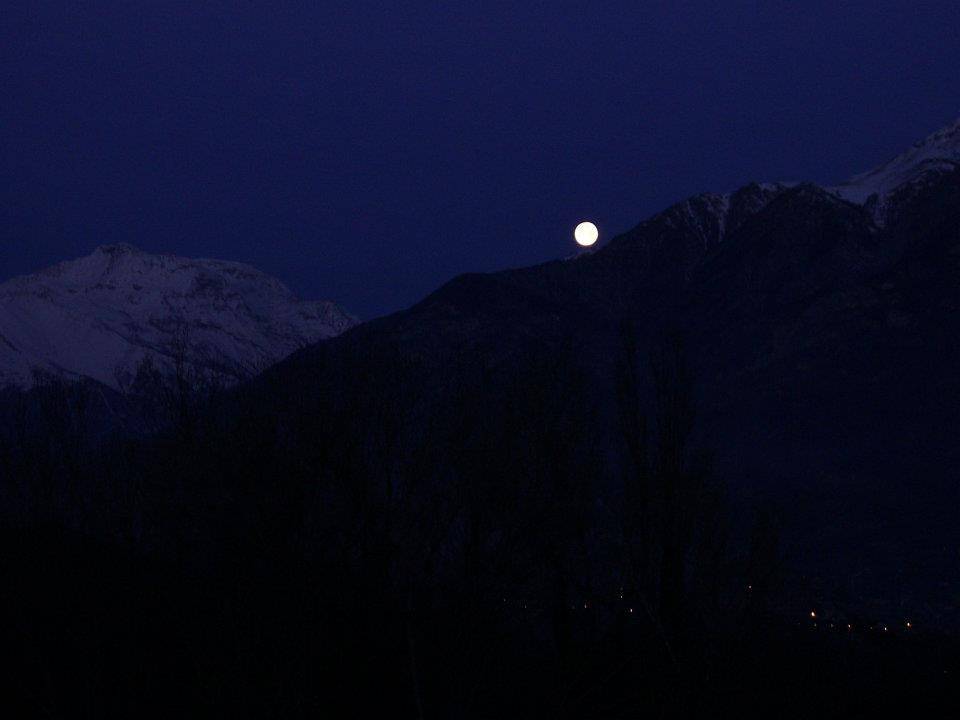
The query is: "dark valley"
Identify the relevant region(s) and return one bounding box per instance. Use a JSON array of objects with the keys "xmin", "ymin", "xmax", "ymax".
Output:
[{"xmin": 3, "ymin": 117, "xmax": 960, "ymax": 717}]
